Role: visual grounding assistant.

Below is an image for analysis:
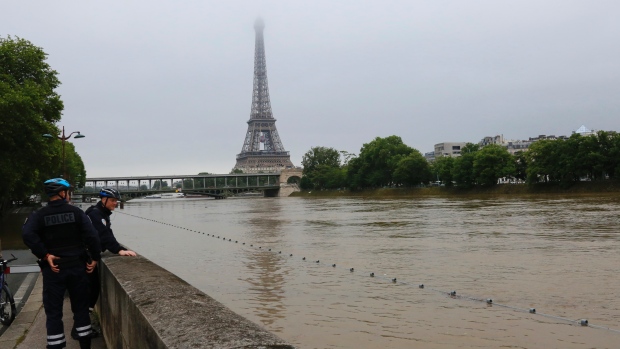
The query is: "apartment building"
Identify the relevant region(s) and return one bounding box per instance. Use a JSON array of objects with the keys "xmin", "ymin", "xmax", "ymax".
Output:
[
  {"xmin": 427, "ymin": 125, "xmax": 598, "ymax": 160},
  {"xmin": 433, "ymin": 142, "xmax": 467, "ymax": 158}
]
